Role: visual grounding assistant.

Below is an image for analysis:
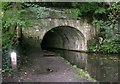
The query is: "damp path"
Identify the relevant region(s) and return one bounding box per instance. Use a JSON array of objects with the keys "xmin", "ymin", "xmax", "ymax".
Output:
[{"xmin": 3, "ymin": 50, "xmax": 90, "ymax": 82}]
